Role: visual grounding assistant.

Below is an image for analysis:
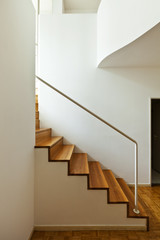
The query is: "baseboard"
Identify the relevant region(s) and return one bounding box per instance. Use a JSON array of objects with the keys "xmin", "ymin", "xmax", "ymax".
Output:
[
  {"xmin": 34, "ymin": 225, "xmax": 146, "ymax": 231},
  {"xmin": 128, "ymin": 184, "xmax": 151, "ymax": 187},
  {"xmin": 28, "ymin": 227, "xmax": 34, "ymax": 240}
]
